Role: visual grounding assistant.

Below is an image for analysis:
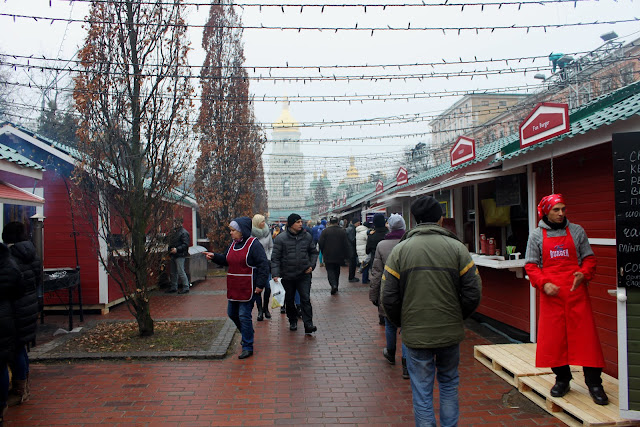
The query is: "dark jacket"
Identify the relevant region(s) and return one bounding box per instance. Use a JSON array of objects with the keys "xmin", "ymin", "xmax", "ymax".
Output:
[
  {"xmin": 366, "ymin": 226, "xmax": 388, "ymax": 255},
  {"xmin": 311, "ymin": 222, "xmax": 326, "ymax": 244},
  {"xmin": 211, "ymin": 217, "xmax": 269, "ymax": 290},
  {"xmin": 318, "ymin": 224, "xmax": 349, "ymax": 264},
  {"xmin": 346, "ymin": 223, "xmax": 357, "ymax": 256},
  {"xmin": 271, "ymin": 227, "xmax": 318, "ymax": 280},
  {"xmin": 0, "ymin": 243, "xmax": 24, "ymax": 363},
  {"xmin": 169, "ymin": 226, "xmax": 190, "ymax": 258},
  {"xmin": 9, "ymin": 241, "xmax": 42, "ymax": 345},
  {"xmin": 381, "ymin": 223, "xmax": 482, "ymax": 348}
]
